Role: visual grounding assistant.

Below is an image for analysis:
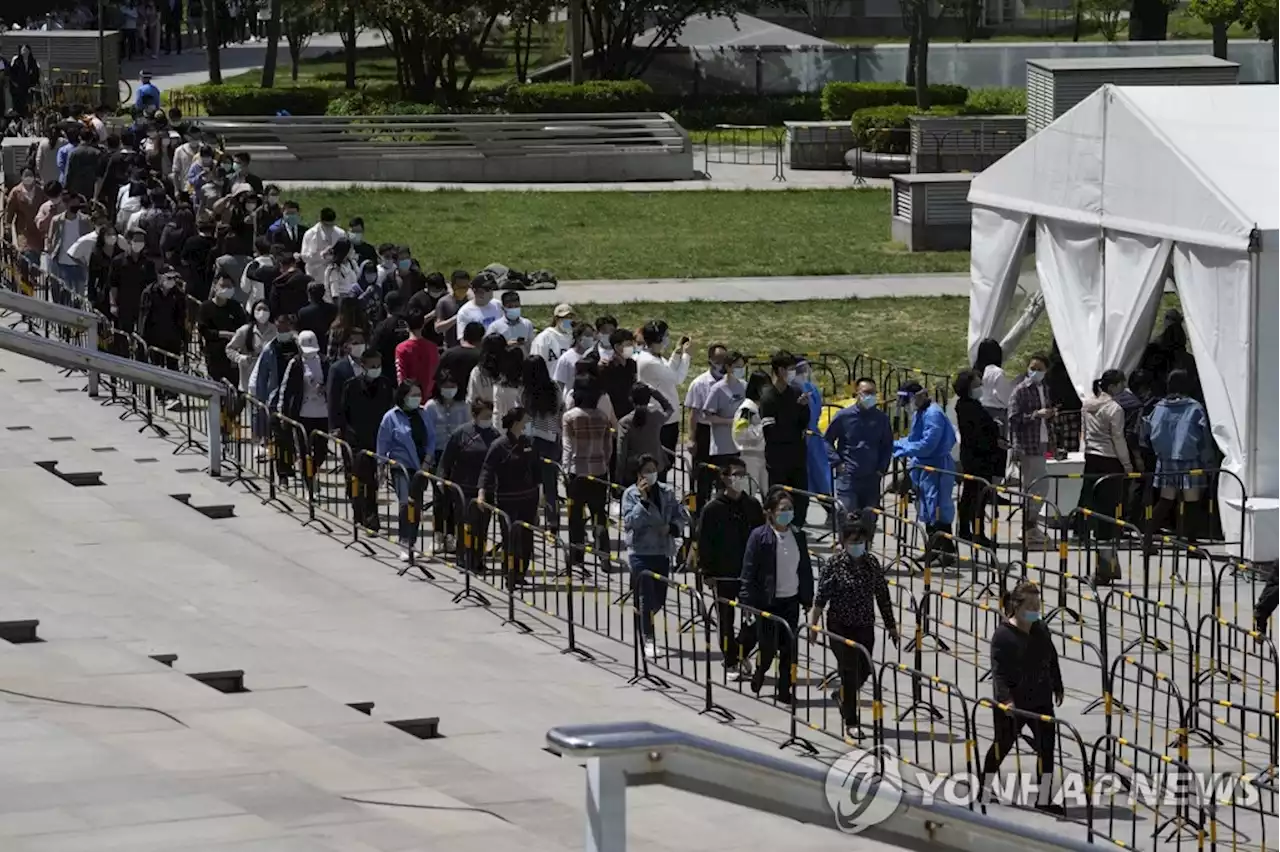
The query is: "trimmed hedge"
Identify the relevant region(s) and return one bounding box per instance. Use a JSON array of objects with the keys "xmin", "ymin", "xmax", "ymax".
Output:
[
  {"xmin": 849, "ymin": 104, "xmax": 962, "ymax": 154},
  {"xmin": 670, "ymin": 94, "xmax": 822, "ymax": 130},
  {"xmin": 821, "ymin": 82, "xmax": 968, "ymax": 121},
  {"xmin": 184, "ymin": 84, "xmax": 333, "ymax": 116},
  {"xmin": 503, "ymin": 80, "xmax": 656, "ymax": 113},
  {"xmin": 961, "ymin": 86, "xmax": 1027, "ymax": 116}
]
